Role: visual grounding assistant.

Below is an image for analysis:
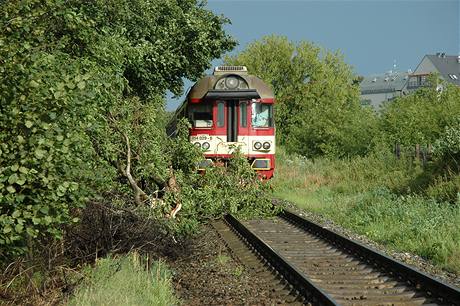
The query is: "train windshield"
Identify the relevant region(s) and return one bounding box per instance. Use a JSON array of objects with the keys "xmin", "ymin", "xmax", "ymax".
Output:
[
  {"xmin": 189, "ymin": 103, "xmax": 213, "ymax": 128},
  {"xmin": 251, "ymin": 103, "xmax": 273, "ymax": 128}
]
